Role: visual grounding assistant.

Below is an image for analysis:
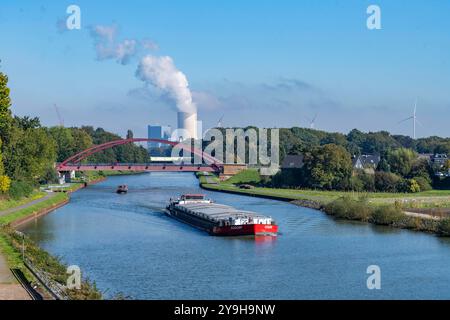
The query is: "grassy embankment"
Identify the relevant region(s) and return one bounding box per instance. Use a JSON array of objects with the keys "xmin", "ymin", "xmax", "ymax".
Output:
[
  {"xmin": 199, "ymin": 169, "xmax": 450, "ymax": 236},
  {"xmin": 0, "ymin": 192, "xmax": 102, "ymax": 299},
  {"xmin": 0, "ymin": 171, "xmax": 140, "ymax": 299},
  {"xmin": 0, "ymin": 187, "xmax": 102, "ymax": 299},
  {"xmin": 0, "ymin": 191, "xmax": 47, "ymax": 211},
  {"xmin": 0, "ymin": 193, "xmax": 70, "ymax": 274}
]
